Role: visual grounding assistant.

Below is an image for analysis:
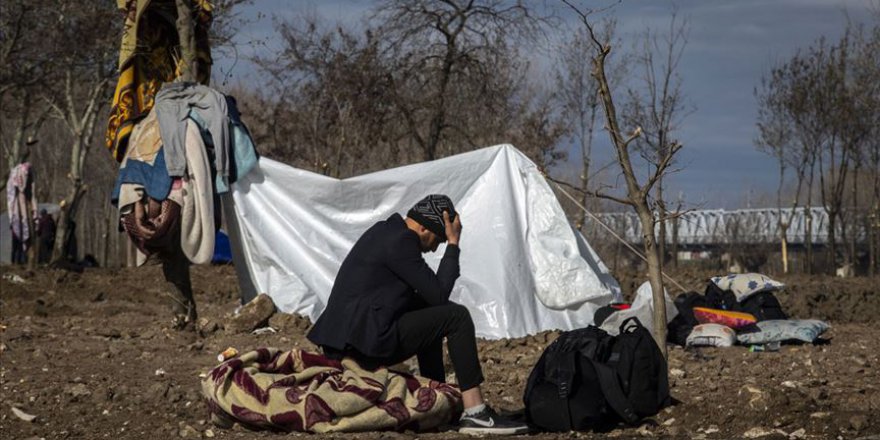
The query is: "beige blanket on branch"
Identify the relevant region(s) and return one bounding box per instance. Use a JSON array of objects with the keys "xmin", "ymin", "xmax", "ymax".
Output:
[{"xmin": 201, "ymin": 348, "xmax": 463, "ymax": 433}]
